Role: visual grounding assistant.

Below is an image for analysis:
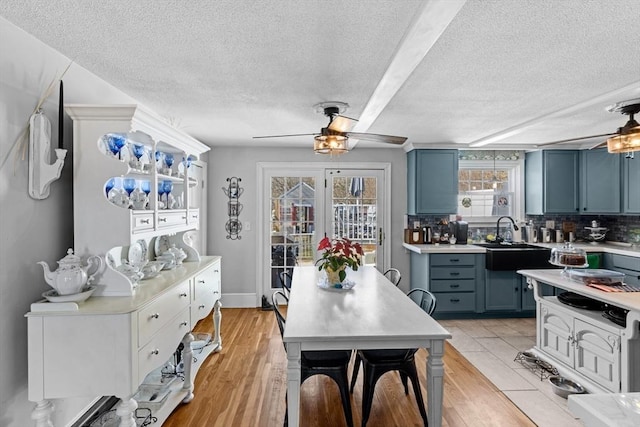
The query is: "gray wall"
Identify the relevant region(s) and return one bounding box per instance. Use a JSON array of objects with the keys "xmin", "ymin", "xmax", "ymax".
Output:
[
  {"xmin": 0, "ymin": 17, "xmax": 136, "ymax": 427},
  {"xmin": 206, "ymin": 146, "xmax": 411, "ymax": 303}
]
